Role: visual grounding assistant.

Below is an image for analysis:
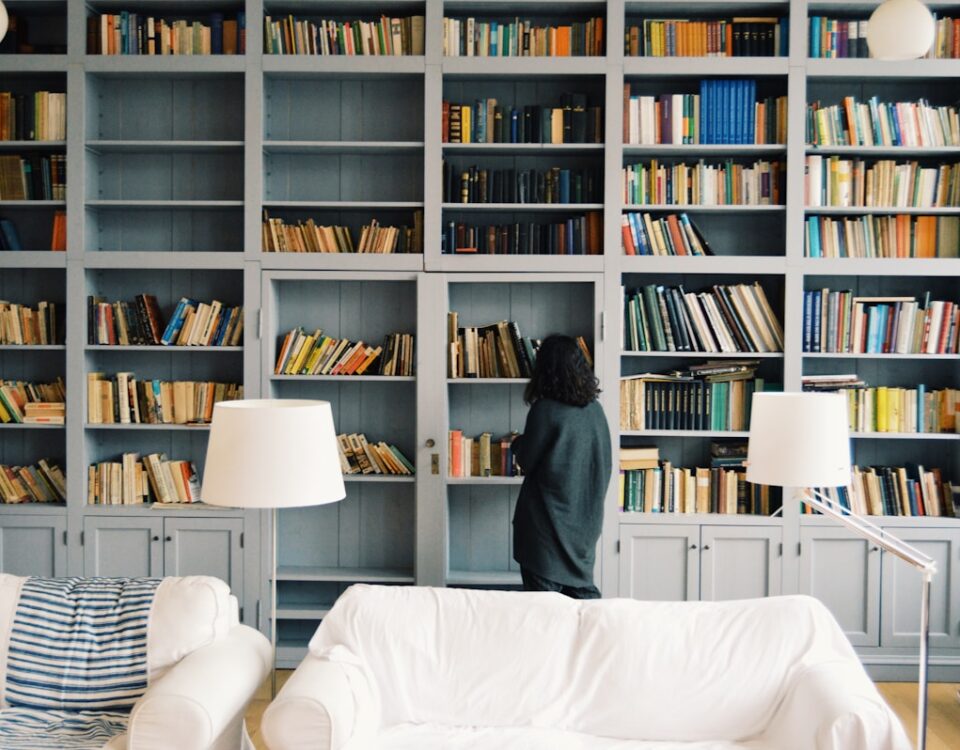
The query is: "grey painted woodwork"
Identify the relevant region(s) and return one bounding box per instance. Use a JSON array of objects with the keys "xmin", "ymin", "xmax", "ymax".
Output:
[
  {"xmin": 700, "ymin": 526, "xmax": 783, "ymax": 601},
  {"xmin": 799, "ymin": 526, "xmax": 881, "ymax": 647},
  {"xmin": 0, "ymin": 515, "xmax": 67, "ymax": 577},
  {"xmin": 619, "ymin": 524, "xmax": 699, "ymax": 601},
  {"xmin": 880, "ymin": 526, "xmax": 960, "ymax": 650},
  {"xmin": 164, "ymin": 517, "xmax": 244, "ymax": 594},
  {"xmin": 83, "ymin": 516, "xmax": 164, "ymax": 578}
]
